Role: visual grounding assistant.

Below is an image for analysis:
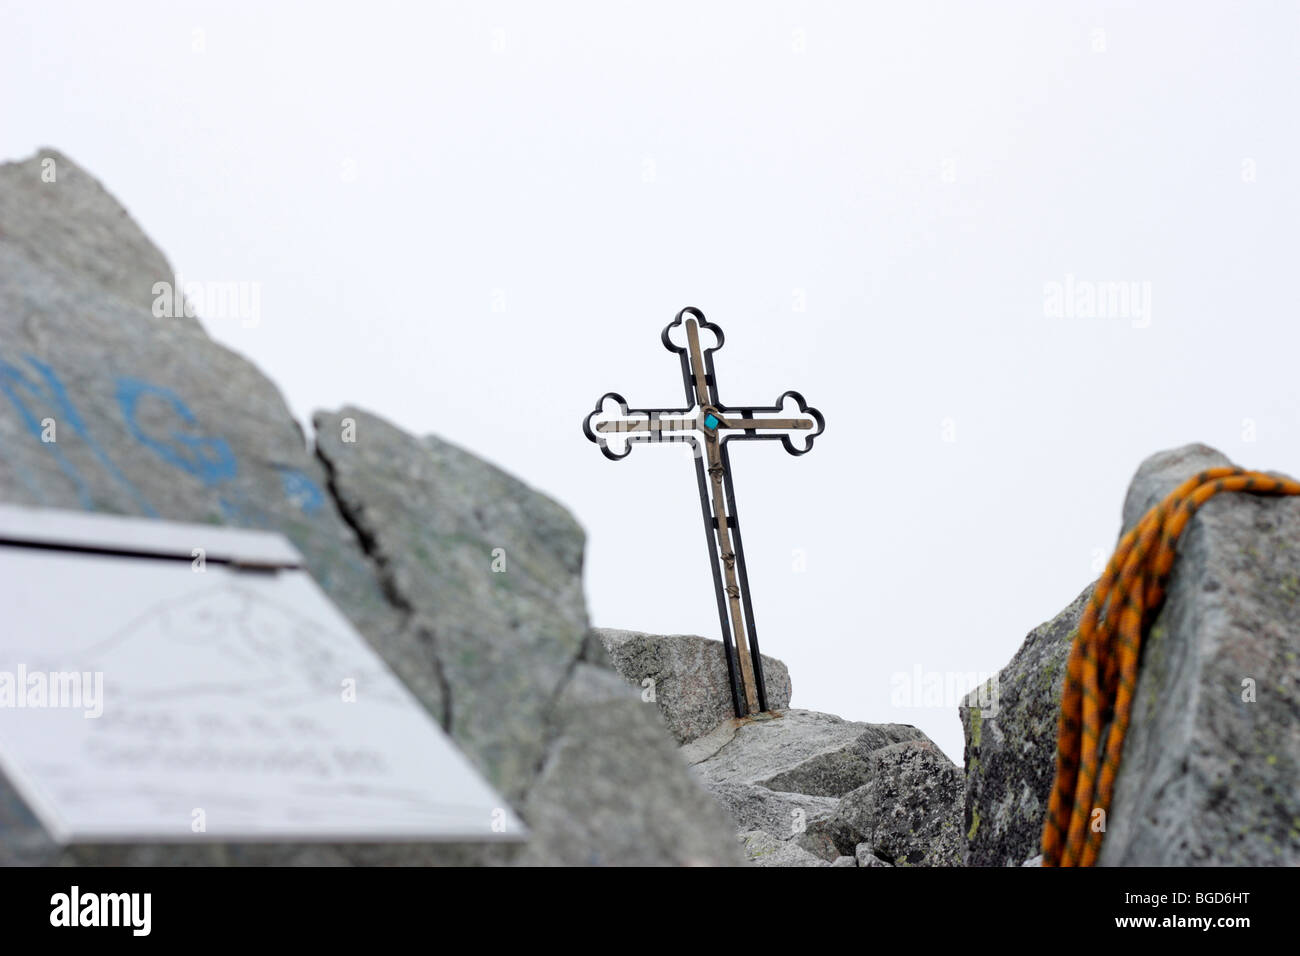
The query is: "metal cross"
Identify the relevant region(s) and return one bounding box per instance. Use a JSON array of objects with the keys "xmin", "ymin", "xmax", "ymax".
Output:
[{"xmin": 582, "ymin": 307, "xmax": 824, "ymax": 718}]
